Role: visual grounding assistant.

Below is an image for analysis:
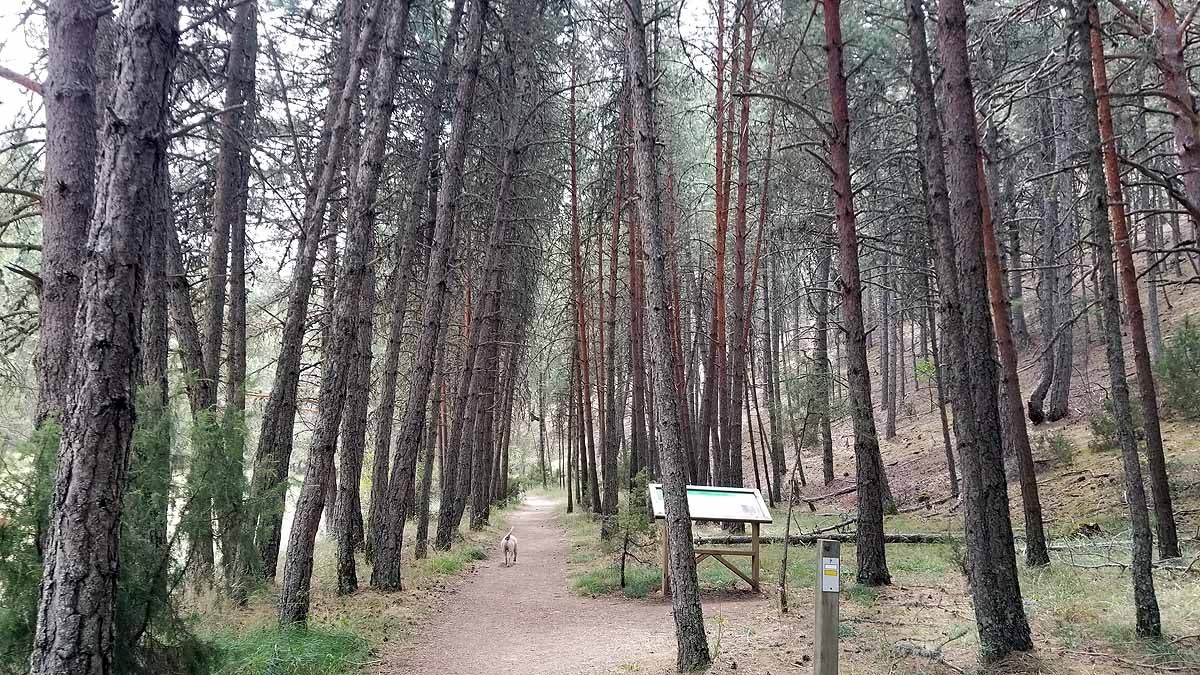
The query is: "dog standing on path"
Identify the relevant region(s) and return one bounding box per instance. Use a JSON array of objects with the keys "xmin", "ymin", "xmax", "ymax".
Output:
[{"xmin": 502, "ymin": 527, "xmax": 518, "ymax": 567}]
